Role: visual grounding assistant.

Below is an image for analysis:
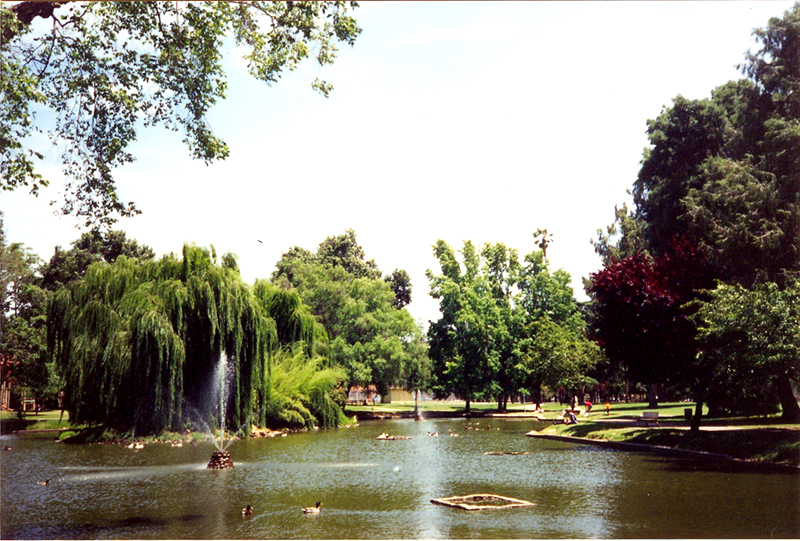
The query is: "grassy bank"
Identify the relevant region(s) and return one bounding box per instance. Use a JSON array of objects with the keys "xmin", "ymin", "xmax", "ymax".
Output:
[
  {"xmin": 539, "ymin": 411, "xmax": 800, "ymax": 467},
  {"xmin": 360, "ymin": 400, "xmax": 800, "ymax": 467},
  {"xmin": 6, "ymin": 404, "xmax": 798, "ymax": 467},
  {"xmin": 0, "ymin": 410, "xmax": 77, "ymax": 433}
]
